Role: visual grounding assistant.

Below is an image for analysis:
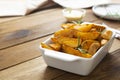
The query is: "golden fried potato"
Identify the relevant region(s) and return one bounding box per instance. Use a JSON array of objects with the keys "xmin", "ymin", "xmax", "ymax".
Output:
[
  {"xmin": 91, "ymin": 24, "xmax": 105, "ymax": 32},
  {"xmin": 41, "ymin": 43, "xmax": 53, "ymax": 50},
  {"xmin": 81, "ymin": 53, "xmax": 92, "ymax": 58},
  {"xmin": 90, "ymin": 28, "xmax": 97, "ymax": 32},
  {"xmin": 61, "ymin": 23, "xmax": 75, "ymax": 29},
  {"xmin": 54, "ymin": 29, "xmax": 76, "ymax": 38},
  {"xmin": 62, "ymin": 45, "xmax": 82, "ymax": 56},
  {"xmin": 101, "ymin": 39, "xmax": 108, "ymax": 46},
  {"xmin": 49, "ymin": 43, "xmax": 61, "ymax": 51},
  {"xmin": 74, "ymin": 31, "xmax": 100, "ymax": 40},
  {"xmin": 77, "ymin": 24, "xmax": 93, "ymax": 32},
  {"xmin": 62, "ymin": 45, "xmax": 92, "ymax": 58},
  {"xmin": 88, "ymin": 42, "xmax": 101, "ymax": 55},
  {"xmin": 81, "ymin": 40, "xmax": 97, "ymax": 50},
  {"xmin": 51, "ymin": 37, "xmax": 58, "ymax": 43},
  {"xmin": 62, "ymin": 23, "xmax": 94, "ymax": 32},
  {"xmin": 101, "ymin": 30, "xmax": 112, "ymax": 40},
  {"xmin": 52, "ymin": 36, "xmax": 82, "ymax": 48}
]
